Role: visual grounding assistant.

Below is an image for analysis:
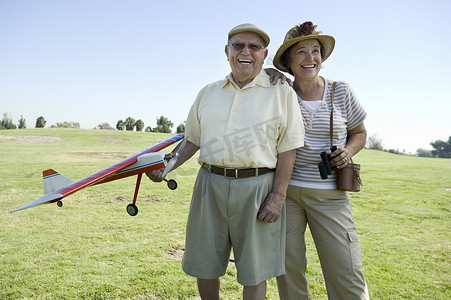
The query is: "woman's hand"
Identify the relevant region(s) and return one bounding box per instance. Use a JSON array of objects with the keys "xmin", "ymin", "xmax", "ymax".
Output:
[
  {"xmin": 330, "ymin": 147, "xmax": 351, "ymax": 169},
  {"xmin": 264, "ymin": 68, "xmax": 293, "ymax": 86}
]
